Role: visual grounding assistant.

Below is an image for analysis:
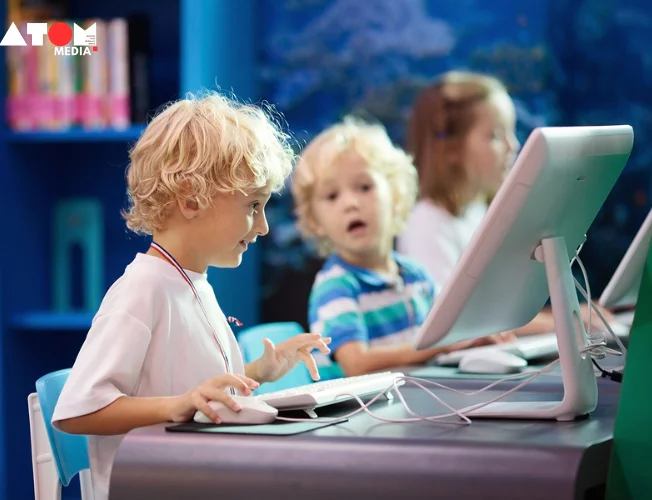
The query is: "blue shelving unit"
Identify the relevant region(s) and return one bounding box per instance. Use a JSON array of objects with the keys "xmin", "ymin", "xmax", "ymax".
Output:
[
  {"xmin": 11, "ymin": 311, "xmax": 95, "ymax": 331},
  {"xmin": 4, "ymin": 125, "xmax": 146, "ymax": 143},
  {"xmin": 0, "ymin": 0, "xmax": 258, "ymax": 498}
]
